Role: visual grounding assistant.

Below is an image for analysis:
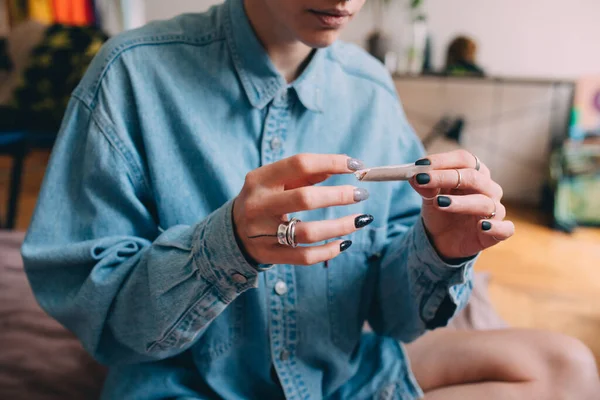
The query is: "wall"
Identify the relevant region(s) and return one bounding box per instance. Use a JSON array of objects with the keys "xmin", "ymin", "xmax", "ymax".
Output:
[
  {"xmin": 144, "ymin": 0, "xmax": 600, "ymax": 80},
  {"xmin": 419, "ymin": 0, "xmax": 600, "ymax": 79},
  {"xmin": 395, "ymin": 76, "xmax": 573, "ymax": 205},
  {"xmin": 0, "ymin": 1, "xmax": 9, "ymax": 36},
  {"xmin": 144, "ymin": 0, "xmax": 220, "ymax": 21}
]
